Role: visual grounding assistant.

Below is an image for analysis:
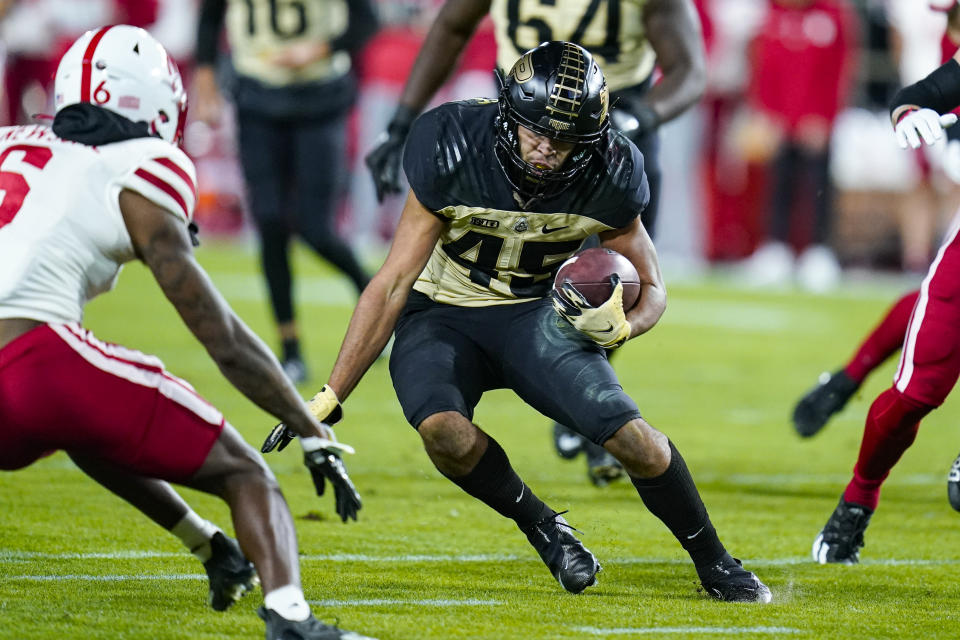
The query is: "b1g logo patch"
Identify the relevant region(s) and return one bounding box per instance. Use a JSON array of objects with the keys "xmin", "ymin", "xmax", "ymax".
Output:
[{"xmin": 471, "ymin": 216, "xmax": 499, "ymax": 229}]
